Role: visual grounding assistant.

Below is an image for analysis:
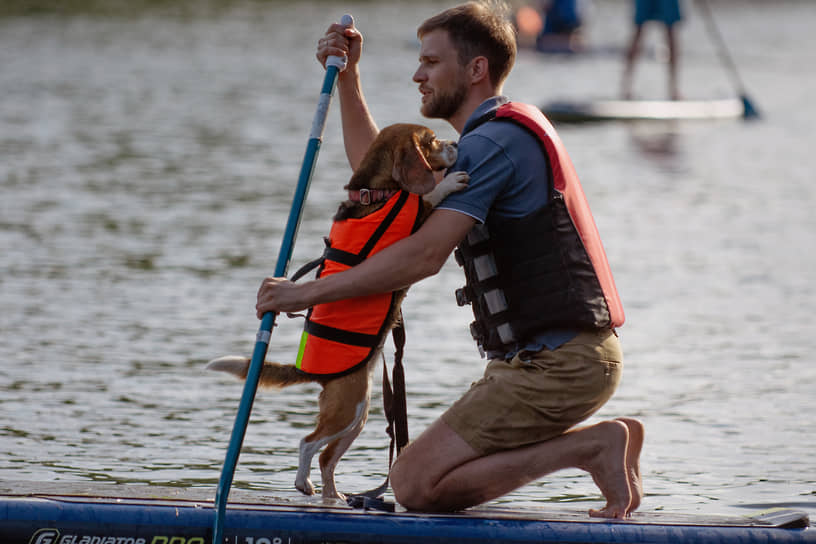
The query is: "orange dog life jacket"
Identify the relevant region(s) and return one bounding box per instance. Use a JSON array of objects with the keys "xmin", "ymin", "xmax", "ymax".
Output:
[{"xmin": 295, "ymin": 191, "xmax": 423, "ymax": 376}]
